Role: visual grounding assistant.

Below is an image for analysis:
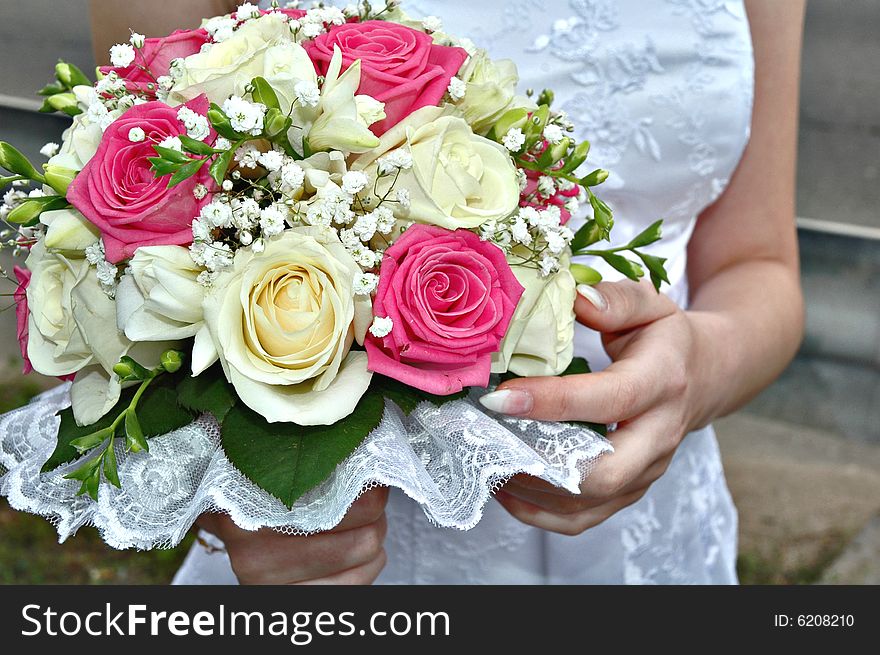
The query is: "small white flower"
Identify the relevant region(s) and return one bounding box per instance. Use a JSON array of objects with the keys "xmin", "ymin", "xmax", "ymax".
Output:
[
  {"xmin": 353, "ymin": 273, "xmax": 379, "ymax": 296},
  {"xmin": 537, "ymin": 175, "xmax": 556, "ymax": 197},
  {"xmin": 369, "ymin": 316, "xmax": 394, "ymax": 339},
  {"xmin": 510, "ymin": 217, "xmax": 532, "ymax": 246},
  {"xmin": 193, "ymin": 183, "xmax": 208, "ymax": 200},
  {"xmin": 222, "ymin": 96, "xmax": 266, "ymax": 136},
  {"xmin": 236, "ymin": 2, "xmax": 261, "ymax": 20},
  {"xmin": 301, "ymin": 22, "xmax": 324, "ymax": 39},
  {"xmin": 129, "ymin": 32, "xmax": 146, "ymax": 48},
  {"xmin": 539, "ymin": 254, "xmax": 559, "ymax": 277},
  {"xmin": 545, "ymin": 229, "xmax": 566, "ymax": 254},
  {"xmin": 204, "ymin": 16, "xmax": 237, "ymax": 40},
  {"xmin": 215, "ymin": 137, "xmax": 232, "ymax": 151},
  {"xmin": 515, "ymin": 168, "xmax": 528, "ymax": 191},
  {"xmin": 221, "ymin": 180, "xmax": 234, "ymax": 192},
  {"xmin": 197, "ymin": 270, "xmax": 218, "ymax": 288},
  {"xmin": 342, "ymin": 171, "xmax": 369, "ymax": 195},
  {"xmin": 238, "ymin": 230, "xmax": 253, "ymax": 246},
  {"xmin": 395, "ymin": 188, "xmax": 411, "ymax": 210},
  {"xmin": 353, "ymin": 211, "xmax": 379, "ymax": 242},
  {"xmin": 251, "ymin": 238, "xmax": 266, "ymax": 254},
  {"xmin": 447, "ymin": 76, "xmax": 466, "ymax": 101},
  {"xmin": 200, "ymin": 200, "xmax": 234, "ymax": 229},
  {"xmin": 294, "ymin": 79, "xmax": 320, "ymax": 108},
  {"xmin": 543, "ymin": 123, "xmax": 565, "ymax": 144},
  {"xmin": 422, "ymin": 16, "xmax": 443, "ymax": 33},
  {"xmin": 159, "ymin": 136, "xmax": 183, "ymax": 152},
  {"xmin": 128, "ymin": 127, "xmax": 145, "ymax": 143},
  {"xmin": 259, "ymin": 204, "xmax": 289, "ymax": 237},
  {"xmin": 258, "ymin": 149, "xmax": 285, "ymax": 172},
  {"xmin": 377, "ymin": 149, "xmax": 414, "ymax": 175},
  {"xmin": 177, "ymin": 106, "xmax": 211, "ymax": 141},
  {"xmin": 279, "ymin": 162, "xmax": 305, "ymax": 192},
  {"xmin": 84, "ymin": 240, "xmax": 105, "ymax": 266},
  {"xmin": 502, "ymin": 128, "xmax": 526, "ymax": 152},
  {"xmin": 231, "ymin": 198, "xmax": 260, "ymax": 230},
  {"xmin": 168, "ymin": 58, "xmax": 186, "ymax": 80},
  {"xmin": 39, "ymin": 142, "xmax": 60, "ymax": 158},
  {"xmin": 109, "ymin": 43, "xmax": 136, "ymax": 68},
  {"xmin": 96, "ymin": 260, "xmax": 119, "ymax": 296},
  {"xmin": 204, "ymin": 241, "xmax": 234, "ymax": 271},
  {"xmin": 234, "ymin": 144, "xmax": 261, "ymax": 169}
]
